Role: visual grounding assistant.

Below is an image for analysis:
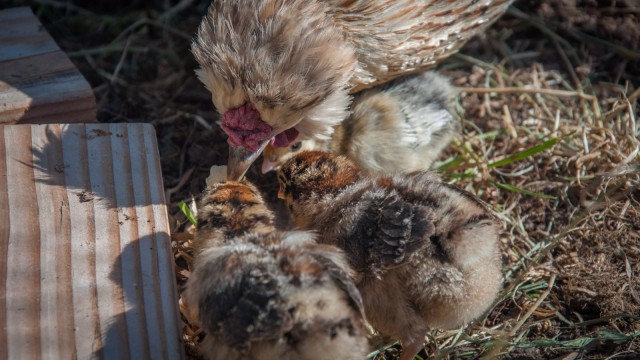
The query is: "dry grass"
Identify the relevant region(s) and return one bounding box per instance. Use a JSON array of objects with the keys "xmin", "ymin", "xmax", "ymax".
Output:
[{"xmin": 4, "ymin": 0, "xmax": 638, "ymax": 358}]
